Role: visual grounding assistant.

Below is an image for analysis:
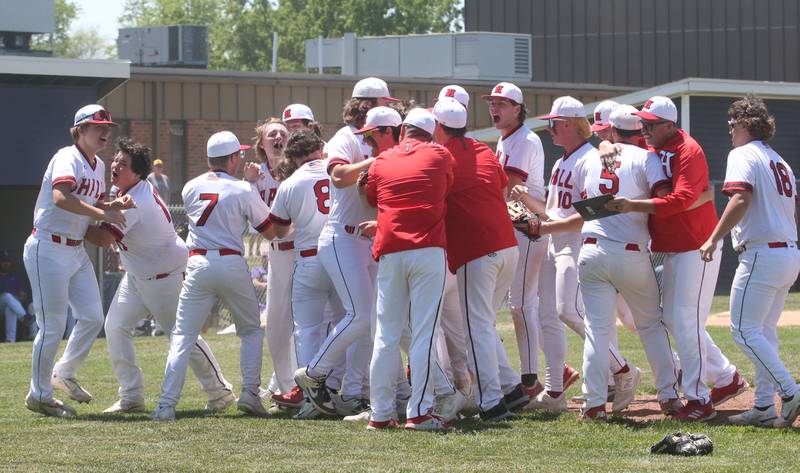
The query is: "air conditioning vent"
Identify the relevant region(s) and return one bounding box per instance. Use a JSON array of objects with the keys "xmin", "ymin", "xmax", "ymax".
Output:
[
  {"xmin": 118, "ymin": 25, "xmax": 207, "ymax": 68},
  {"xmin": 514, "ymin": 37, "xmax": 530, "ymax": 76}
]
